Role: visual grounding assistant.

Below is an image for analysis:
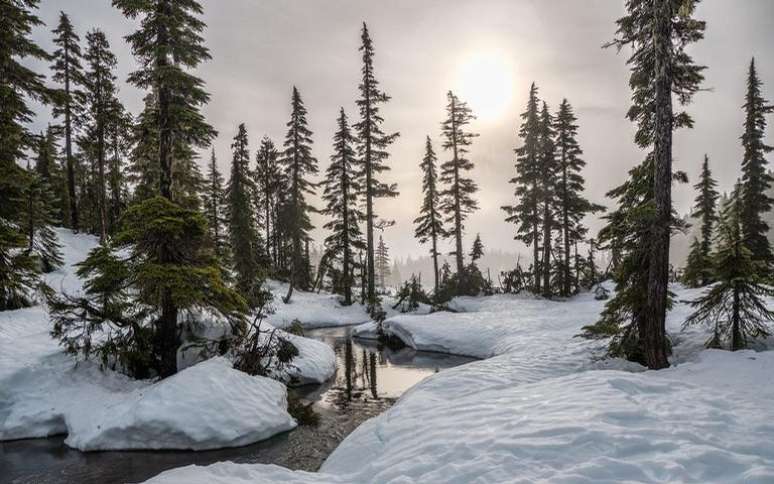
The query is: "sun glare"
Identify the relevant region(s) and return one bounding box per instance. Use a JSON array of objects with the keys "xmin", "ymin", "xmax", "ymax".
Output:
[{"xmin": 455, "ymin": 50, "xmax": 514, "ymax": 122}]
